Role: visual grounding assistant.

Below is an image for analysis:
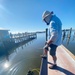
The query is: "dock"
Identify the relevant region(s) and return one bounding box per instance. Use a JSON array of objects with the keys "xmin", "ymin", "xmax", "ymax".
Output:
[
  {"xmin": 0, "ymin": 32, "xmax": 37, "ymax": 56},
  {"xmin": 11, "ymin": 32, "xmax": 37, "ymax": 43},
  {"xmin": 40, "ymin": 45, "xmax": 75, "ymax": 75}
]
